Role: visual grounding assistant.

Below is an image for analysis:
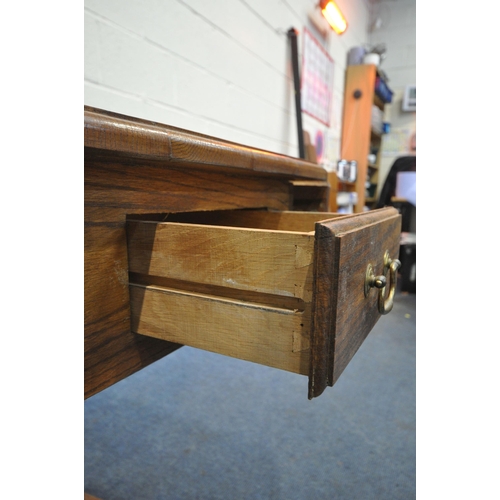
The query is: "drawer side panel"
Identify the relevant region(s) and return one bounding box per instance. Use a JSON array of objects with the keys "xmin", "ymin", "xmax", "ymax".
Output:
[
  {"xmin": 130, "ymin": 284, "xmax": 311, "ymax": 376},
  {"xmin": 127, "ymin": 221, "xmax": 315, "ymax": 301}
]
